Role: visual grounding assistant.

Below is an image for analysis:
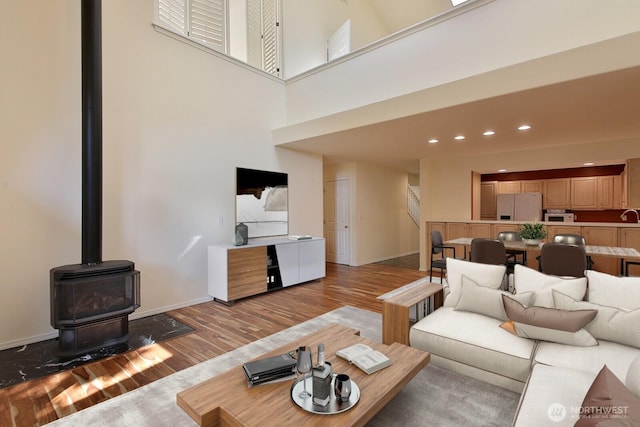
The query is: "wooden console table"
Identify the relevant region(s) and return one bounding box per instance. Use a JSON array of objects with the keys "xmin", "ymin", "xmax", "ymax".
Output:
[
  {"xmin": 382, "ymin": 280, "xmax": 443, "ymax": 345},
  {"xmin": 177, "ymin": 324, "xmax": 429, "ymax": 427}
]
